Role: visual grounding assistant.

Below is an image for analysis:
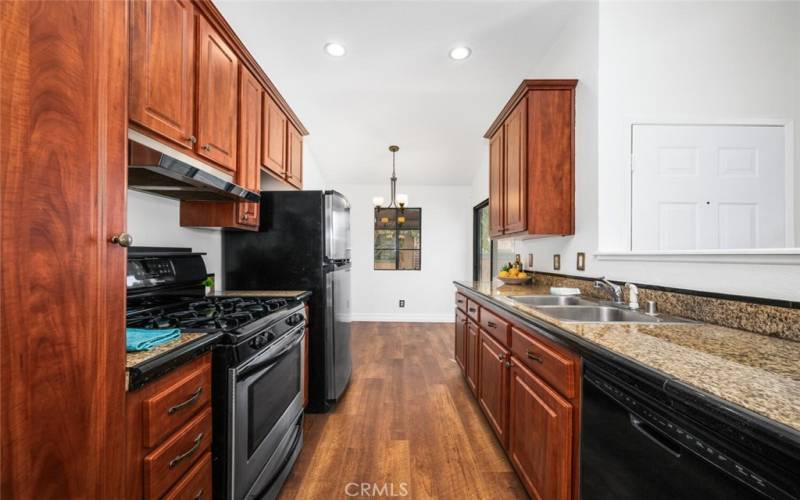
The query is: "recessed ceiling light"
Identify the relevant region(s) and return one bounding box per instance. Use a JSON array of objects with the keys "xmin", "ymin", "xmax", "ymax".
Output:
[
  {"xmin": 324, "ymin": 42, "xmax": 346, "ymax": 57},
  {"xmin": 449, "ymin": 46, "xmax": 471, "ymax": 61}
]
